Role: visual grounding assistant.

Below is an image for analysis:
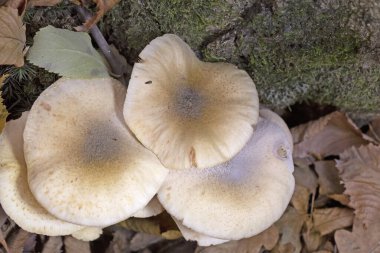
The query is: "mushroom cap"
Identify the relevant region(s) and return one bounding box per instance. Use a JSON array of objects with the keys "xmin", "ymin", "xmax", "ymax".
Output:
[
  {"xmin": 0, "ymin": 112, "xmax": 83, "ymax": 236},
  {"xmin": 71, "ymin": 227, "xmax": 103, "ymax": 241},
  {"xmin": 132, "ymin": 196, "xmax": 164, "ymax": 218},
  {"xmin": 172, "ymin": 217, "xmax": 228, "ymax": 246},
  {"xmin": 124, "ymin": 34, "xmax": 259, "ymax": 169},
  {"xmin": 259, "ymin": 108, "xmax": 293, "ymax": 147},
  {"xmin": 23, "ymin": 78, "xmax": 168, "ymax": 227},
  {"xmin": 158, "ymin": 111, "xmax": 295, "ymax": 240}
]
